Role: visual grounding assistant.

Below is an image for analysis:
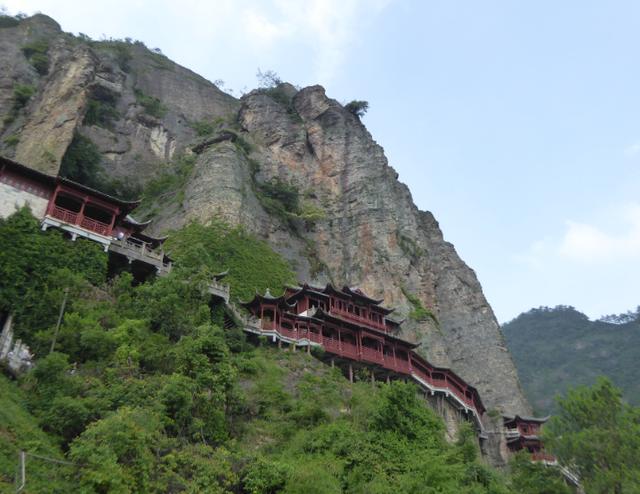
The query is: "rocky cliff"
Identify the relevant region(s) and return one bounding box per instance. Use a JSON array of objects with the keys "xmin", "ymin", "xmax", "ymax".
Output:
[{"xmin": 0, "ymin": 14, "xmax": 530, "ymax": 415}]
